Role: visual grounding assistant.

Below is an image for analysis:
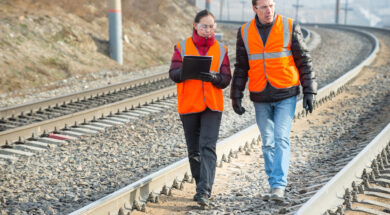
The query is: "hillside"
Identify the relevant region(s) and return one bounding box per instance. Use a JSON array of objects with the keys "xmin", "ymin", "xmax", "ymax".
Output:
[{"xmin": 0, "ymin": 0, "xmax": 199, "ymax": 95}]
